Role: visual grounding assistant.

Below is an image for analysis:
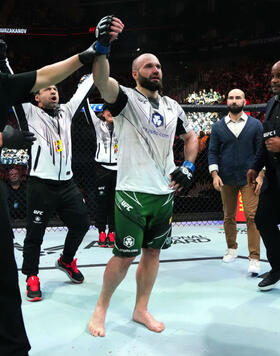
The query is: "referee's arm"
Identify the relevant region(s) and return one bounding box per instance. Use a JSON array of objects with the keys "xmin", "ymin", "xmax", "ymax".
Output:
[{"xmin": 31, "ymin": 55, "xmax": 83, "ymax": 93}]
